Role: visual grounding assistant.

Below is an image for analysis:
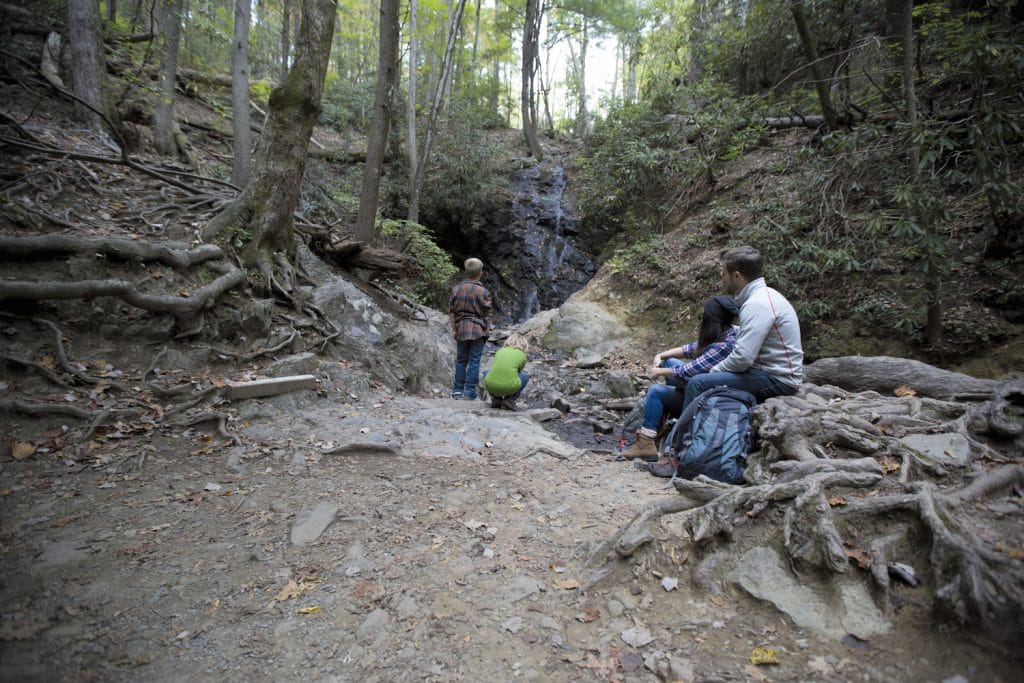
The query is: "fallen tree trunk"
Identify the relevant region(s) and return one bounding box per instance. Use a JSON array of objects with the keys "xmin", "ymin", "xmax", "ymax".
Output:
[
  {"xmin": 321, "ymin": 239, "xmax": 417, "ymax": 274},
  {"xmin": 804, "ymin": 355, "xmax": 1003, "ymax": 399}
]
